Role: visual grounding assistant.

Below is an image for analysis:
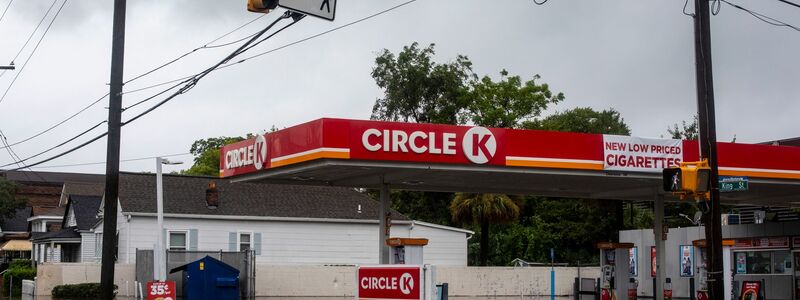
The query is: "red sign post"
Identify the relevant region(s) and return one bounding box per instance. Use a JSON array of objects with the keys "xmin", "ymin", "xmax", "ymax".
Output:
[
  {"xmin": 358, "ymin": 265, "xmax": 422, "ymax": 300},
  {"xmin": 146, "ymin": 281, "xmax": 176, "ymax": 300}
]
